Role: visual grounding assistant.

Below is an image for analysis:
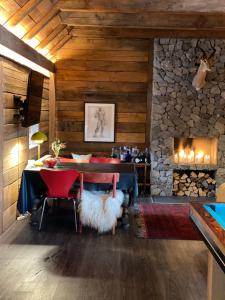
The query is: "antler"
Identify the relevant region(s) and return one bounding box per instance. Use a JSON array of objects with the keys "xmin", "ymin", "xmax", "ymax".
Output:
[
  {"xmin": 209, "ymin": 40, "xmax": 216, "ymax": 59},
  {"xmin": 196, "ymin": 39, "xmax": 207, "ymax": 59}
]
